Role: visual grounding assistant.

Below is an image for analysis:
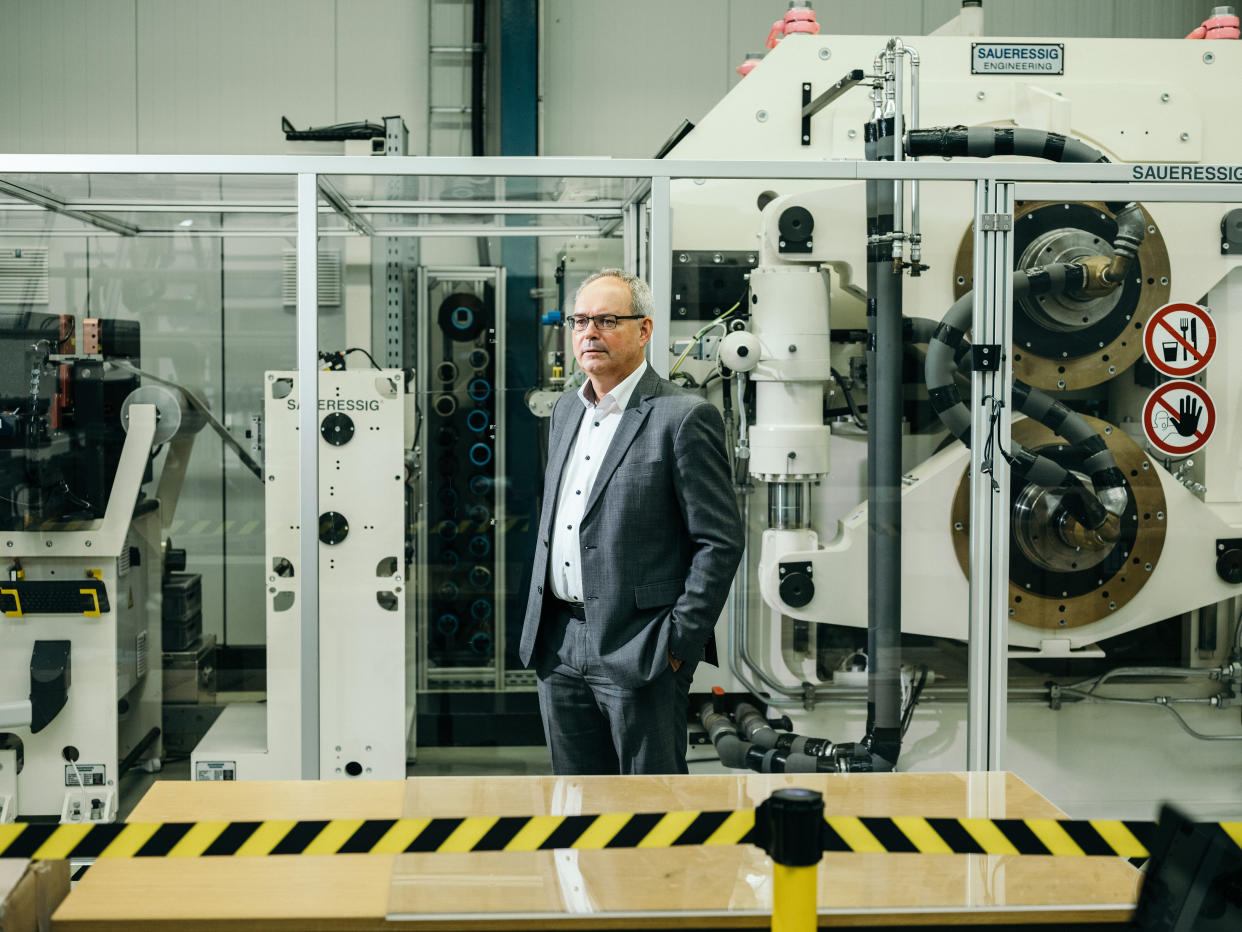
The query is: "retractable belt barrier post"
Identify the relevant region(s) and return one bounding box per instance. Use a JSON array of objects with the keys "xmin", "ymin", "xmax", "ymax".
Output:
[{"xmin": 754, "ymin": 788, "xmax": 824, "ymax": 932}]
